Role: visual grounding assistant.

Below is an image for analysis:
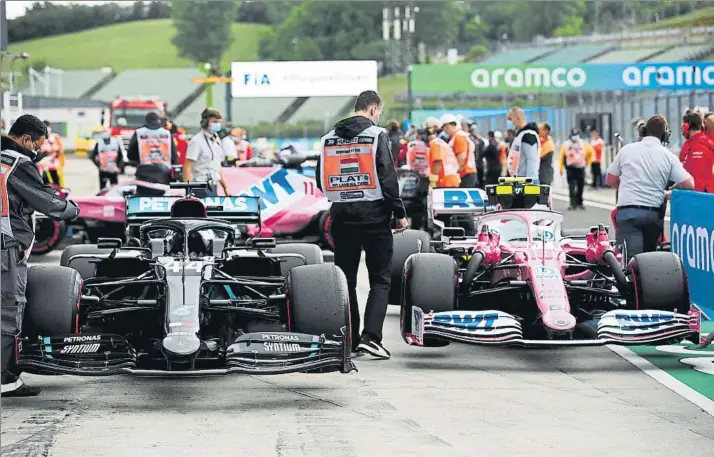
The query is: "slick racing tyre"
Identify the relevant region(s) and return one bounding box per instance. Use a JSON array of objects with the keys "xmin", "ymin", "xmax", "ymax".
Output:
[
  {"xmin": 32, "ymin": 218, "xmax": 67, "ymax": 255},
  {"xmin": 287, "ymin": 263, "xmax": 350, "ymax": 350},
  {"xmin": 403, "ymin": 253, "xmax": 457, "ymax": 347},
  {"xmin": 390, "ymin": 229, "xmax": 431, "ymax": 305},
  {"xmin": 24, "ymin": 265, "xmax": 82, "ymax": 336},
  {"xmin": 318, "ymin": 211, "xmax": 334, "ymax": 250},
  {"xmin": 60, "ymin": 244, "xmax": 112, "ymax": 280},
  {"xmin": 272, "ymin": 243, "xmax": 323, "ymax": 276},
  {"xmin": 628, "ymin": 252, "xmax": 689, "ymax": 314}
]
